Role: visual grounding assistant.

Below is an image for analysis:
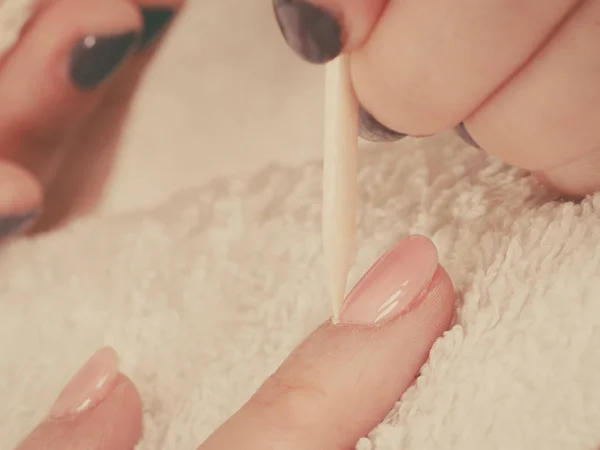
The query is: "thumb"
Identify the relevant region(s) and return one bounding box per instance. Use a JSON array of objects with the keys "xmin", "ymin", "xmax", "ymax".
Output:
[
  {"xmin": 15, "ymin": 347, "xmax": 142, "ymax": 450},
  {"xmin": 200, "ymin": 235, "xmax": 454, "ymax": 450}
]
